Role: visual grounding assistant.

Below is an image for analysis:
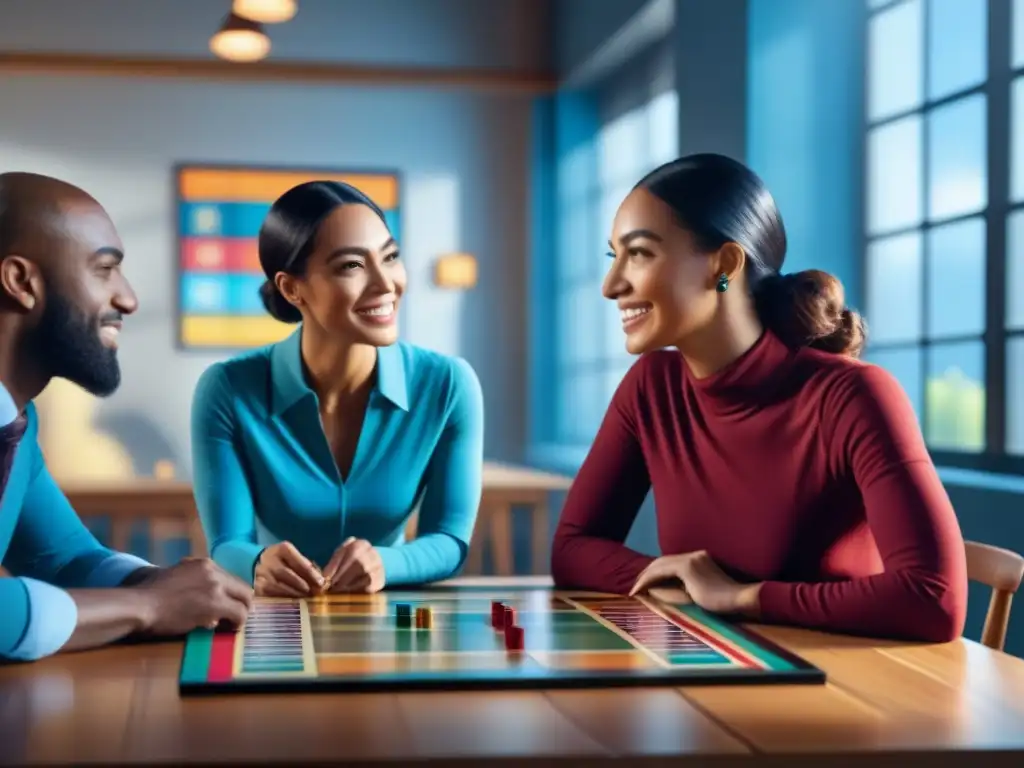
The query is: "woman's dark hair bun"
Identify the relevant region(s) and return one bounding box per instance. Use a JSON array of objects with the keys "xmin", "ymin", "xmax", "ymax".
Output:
[
  {"xmin": 754, "ymin": 269, "xmax": 867, "ymax": 358},
  {"xmin": 256, "ymin": 180, "xmax": 388, "ymax": 325},
  {"xmin": 258, "ymin": 279, "xmax": 303, "ymax": 324},
  {"xmin": 637, "ymin": 153, "xmax": 867, "ymax": 358}
]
